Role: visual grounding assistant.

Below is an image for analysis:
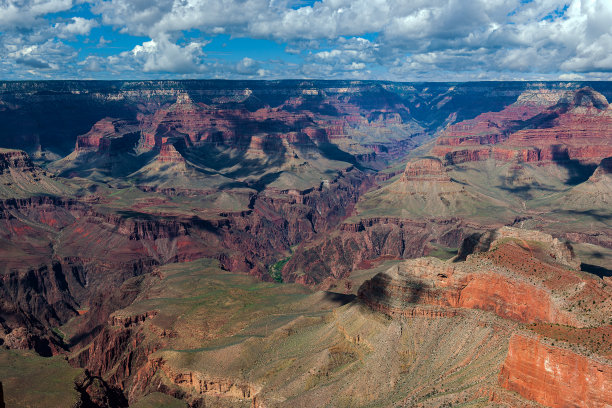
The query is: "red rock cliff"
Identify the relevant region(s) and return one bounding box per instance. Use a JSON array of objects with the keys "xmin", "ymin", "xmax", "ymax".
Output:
[{"xmin": 499, "ymin": 334, "xmax": 612, "ymax": 408}]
